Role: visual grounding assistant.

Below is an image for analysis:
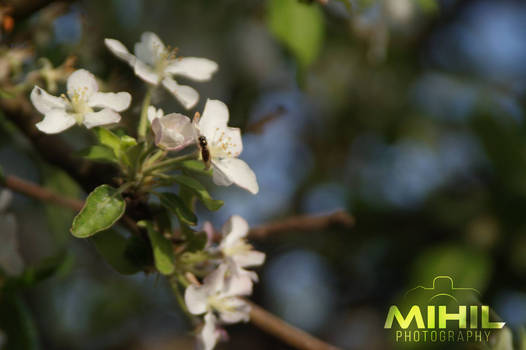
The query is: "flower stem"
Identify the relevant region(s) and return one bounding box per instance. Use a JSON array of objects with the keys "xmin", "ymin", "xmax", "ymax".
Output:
[
  {"xmin": 142, "ymin": 151, "xmax": 199, "ymax": 175},
  {"xmin": 169, "ymin": 276, "xmax": 193, "ymax": 319},
  {"xmin": 138, "ymin": 86, "xmax": 153, "ymax": 141}
]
